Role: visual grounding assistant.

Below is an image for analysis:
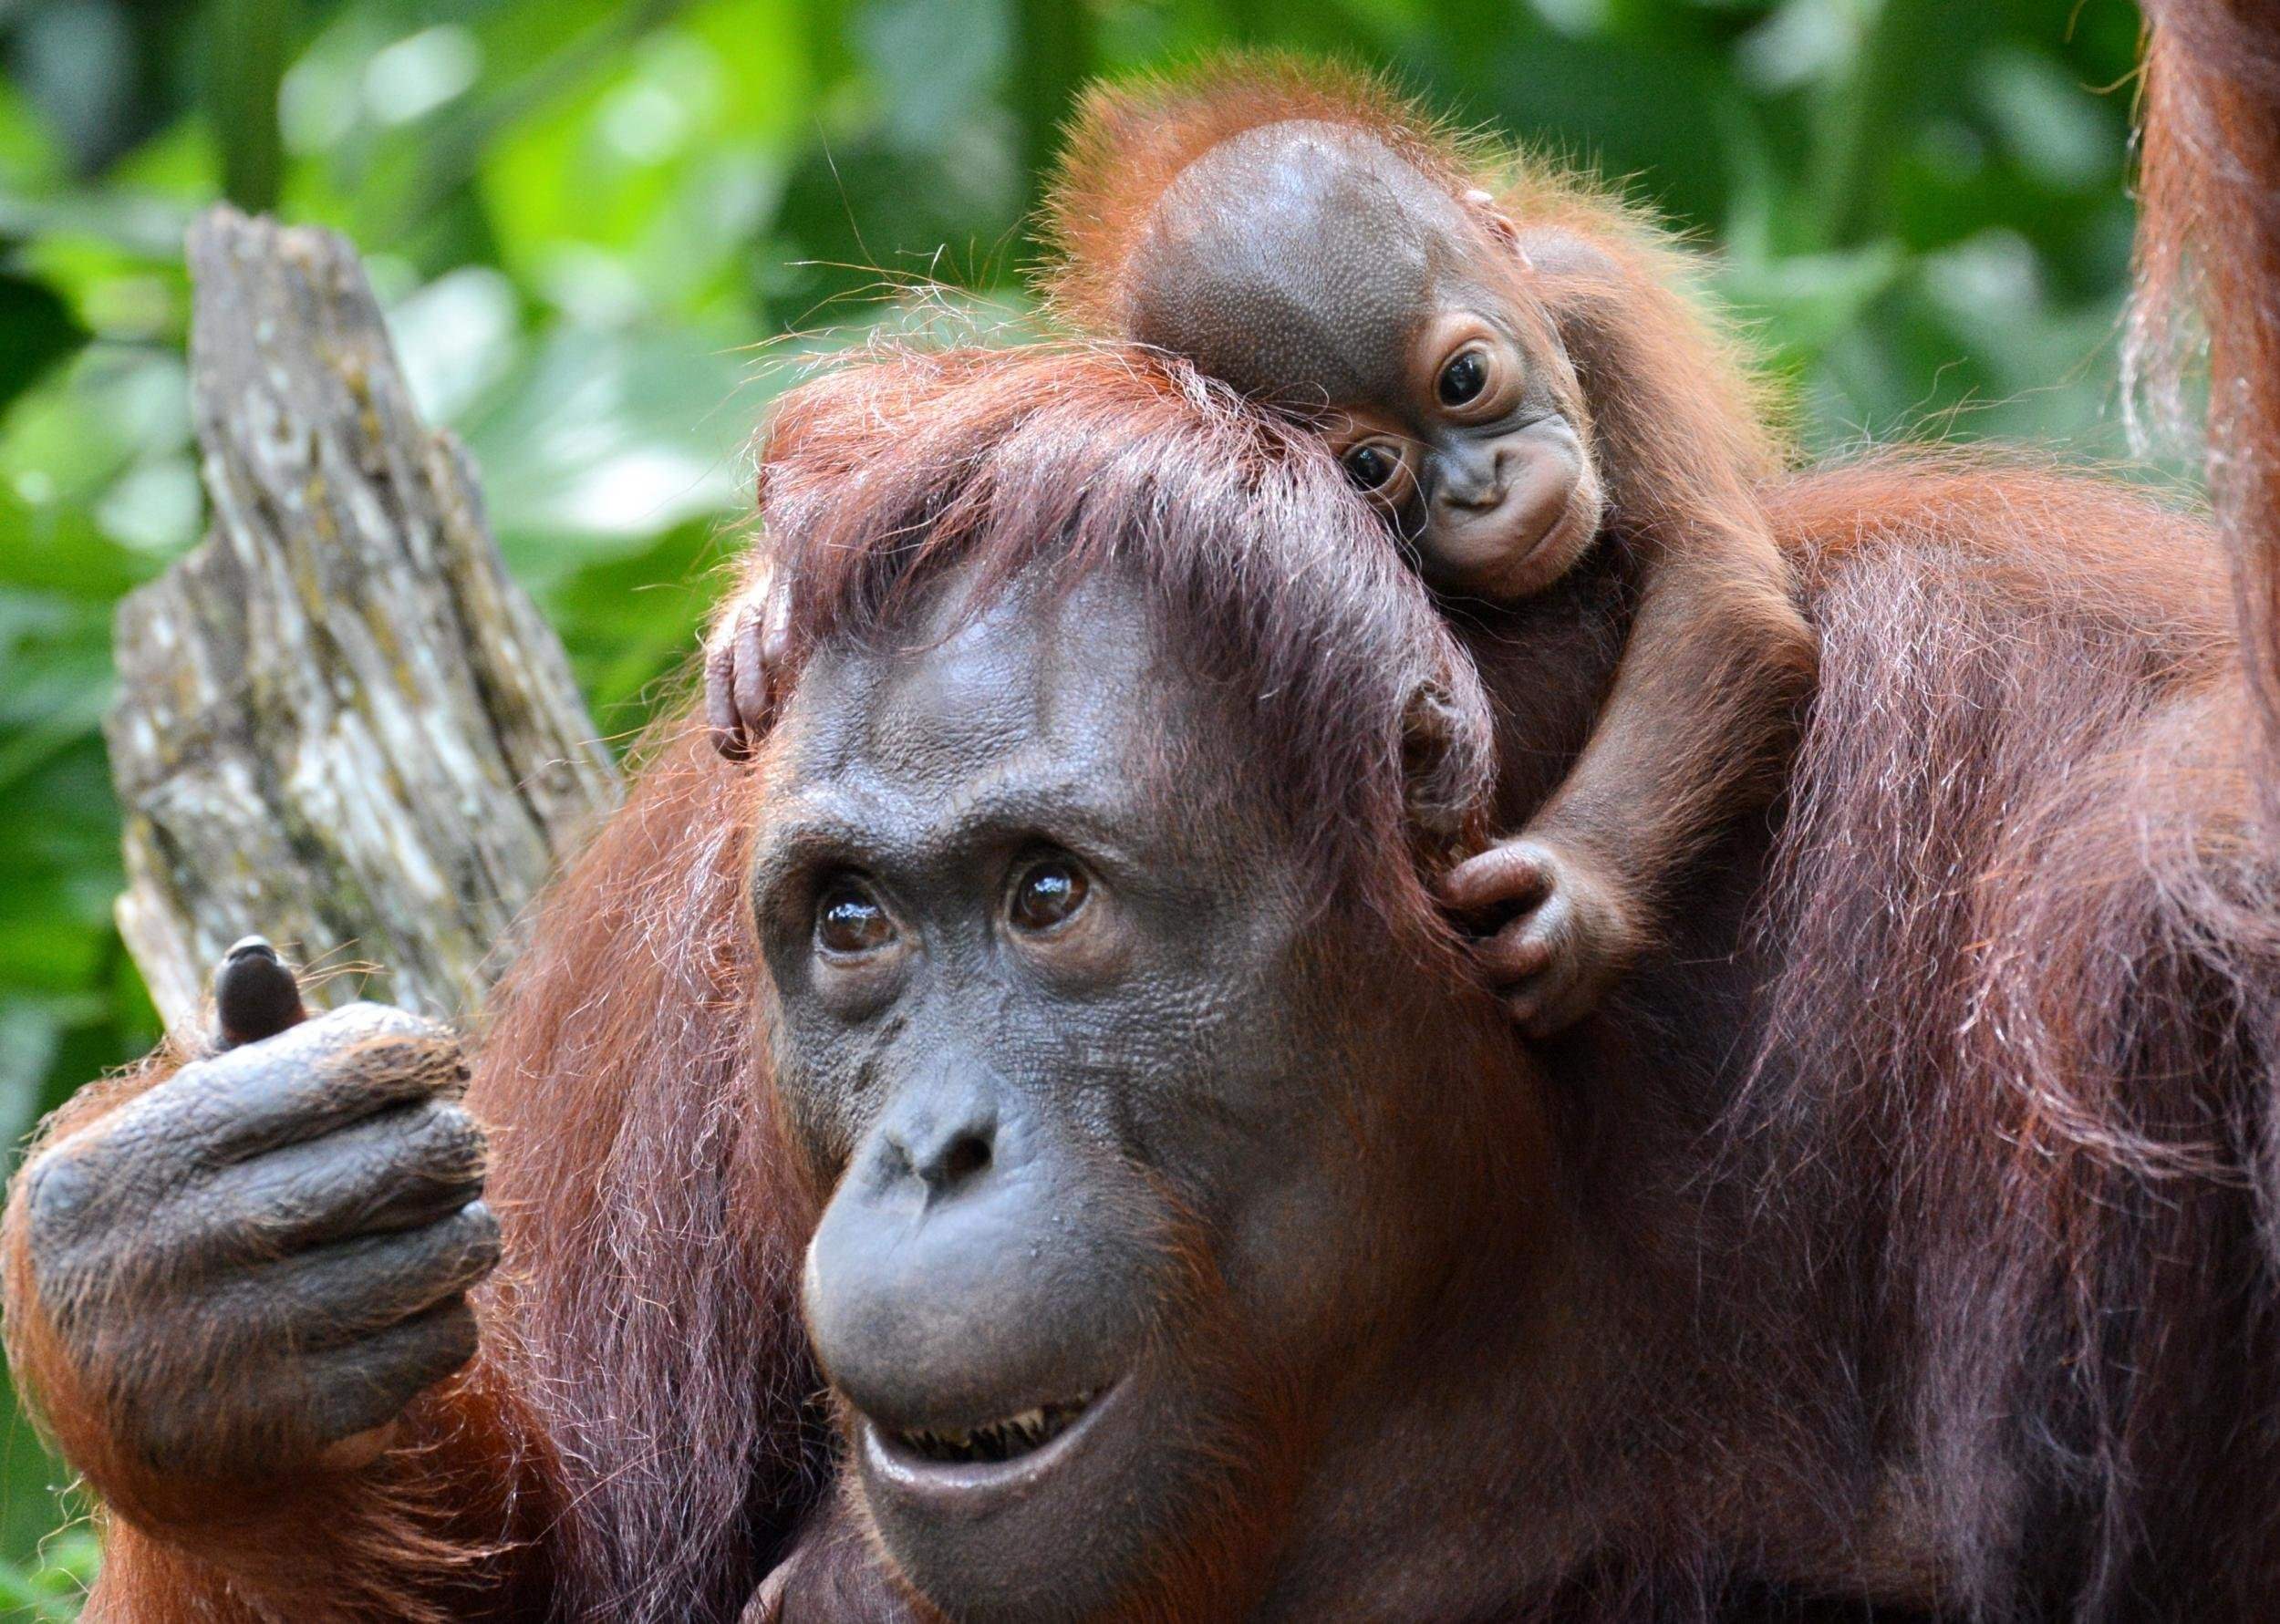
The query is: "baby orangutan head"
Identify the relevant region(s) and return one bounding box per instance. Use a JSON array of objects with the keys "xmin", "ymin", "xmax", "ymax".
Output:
[{"xmin": 1124, "ymin": 120, "xmax": 1605, "ymax": 600}]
